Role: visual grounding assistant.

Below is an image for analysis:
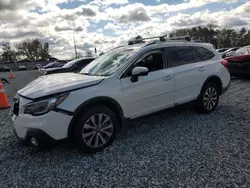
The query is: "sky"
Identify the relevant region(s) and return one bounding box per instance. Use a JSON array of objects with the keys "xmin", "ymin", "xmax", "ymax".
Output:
[{"xmin": 0, "ymin": 0, "xmax": 250, "ymax": 59}]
